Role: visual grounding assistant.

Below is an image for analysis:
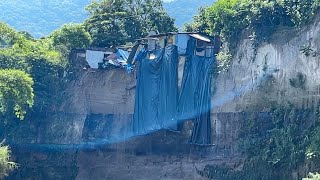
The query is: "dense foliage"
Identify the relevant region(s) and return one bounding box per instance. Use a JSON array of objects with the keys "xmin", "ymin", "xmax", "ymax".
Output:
[
  {"xmin": 0, "ymin": 22, "xmax": 24, "ymax": 47},
  {"xmin": 0, "ymin": 70, "xmax": 34, "ymax": 120},
  {"xmin": 84, "ymin": 0, "xmax": 177, "ymax": 47},
  {"xmin": 199, "ymin": 107, "xmax": 320, "ymax": 179},
  {"xmin": 0, "ymin": 22, "xmax": 68, "ymax": 123},
  {"xmin": 0, "ymin": 143, "xmax": 16, "ymax": 178},
  {"xmin": 188, "ymin": 0, "xmax": 320, "ymax": 53},
  {"xmin": 50, "ymin": 23, "xmax": 92, "ymax": 51},
  {"xmin": 0, "ymin": 21, "xmax": 71, "ymax": 177},
  {"xmin": 0, "ymin": 20, "xmax": 82, "ymax": 177}
]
